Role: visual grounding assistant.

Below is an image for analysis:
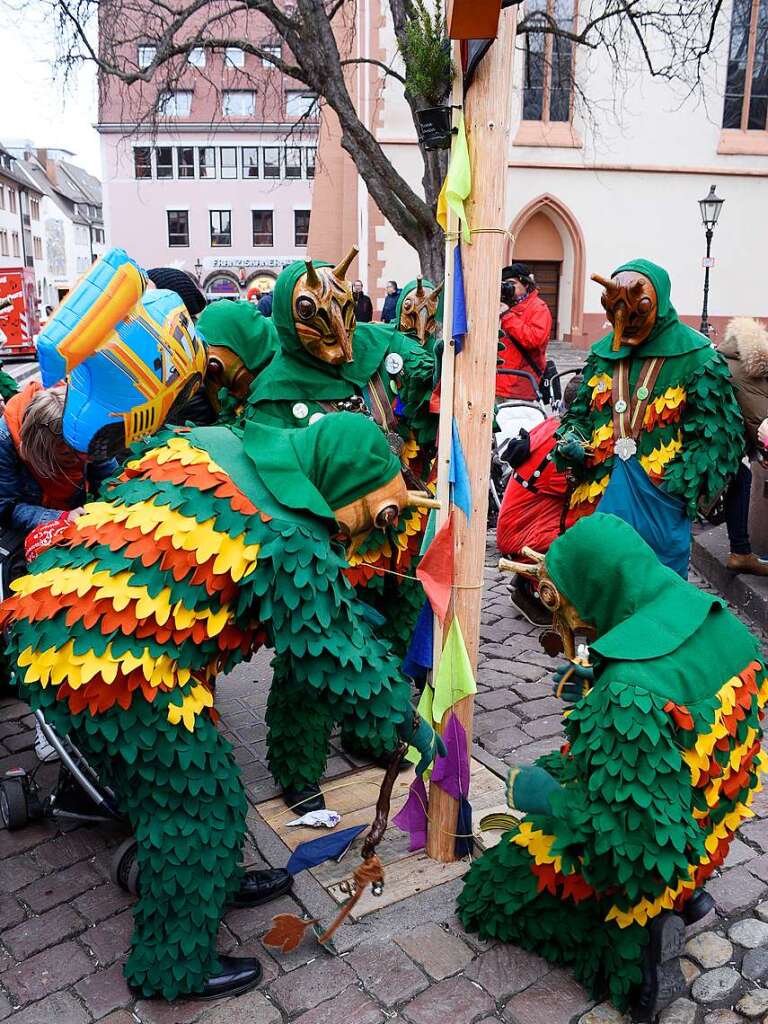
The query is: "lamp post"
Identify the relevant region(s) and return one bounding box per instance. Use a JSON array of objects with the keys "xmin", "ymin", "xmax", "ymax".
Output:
[
  {"xmin": 698, "ymin": 185, "xmax": 724, "ymax": 338},
  {"xmin": 194, "ymin": 258, "xmax": 203, "ymax": 282}
]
